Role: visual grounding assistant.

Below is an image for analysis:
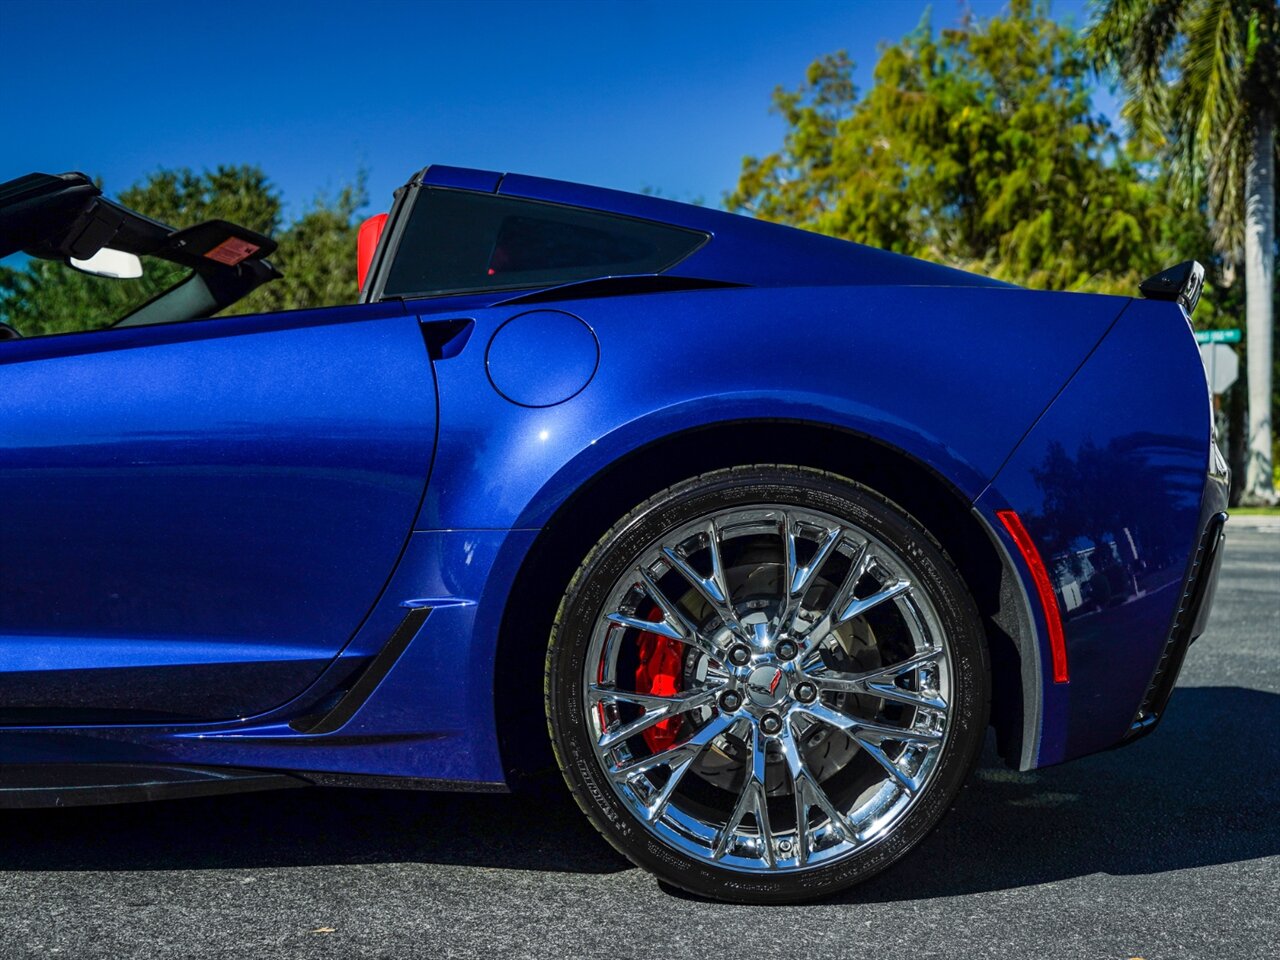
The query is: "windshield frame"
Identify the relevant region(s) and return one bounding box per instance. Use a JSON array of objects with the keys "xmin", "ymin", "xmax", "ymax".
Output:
[{"xmin": 0, "ymin": 171, "xmax": 282, "ymax": 338}]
